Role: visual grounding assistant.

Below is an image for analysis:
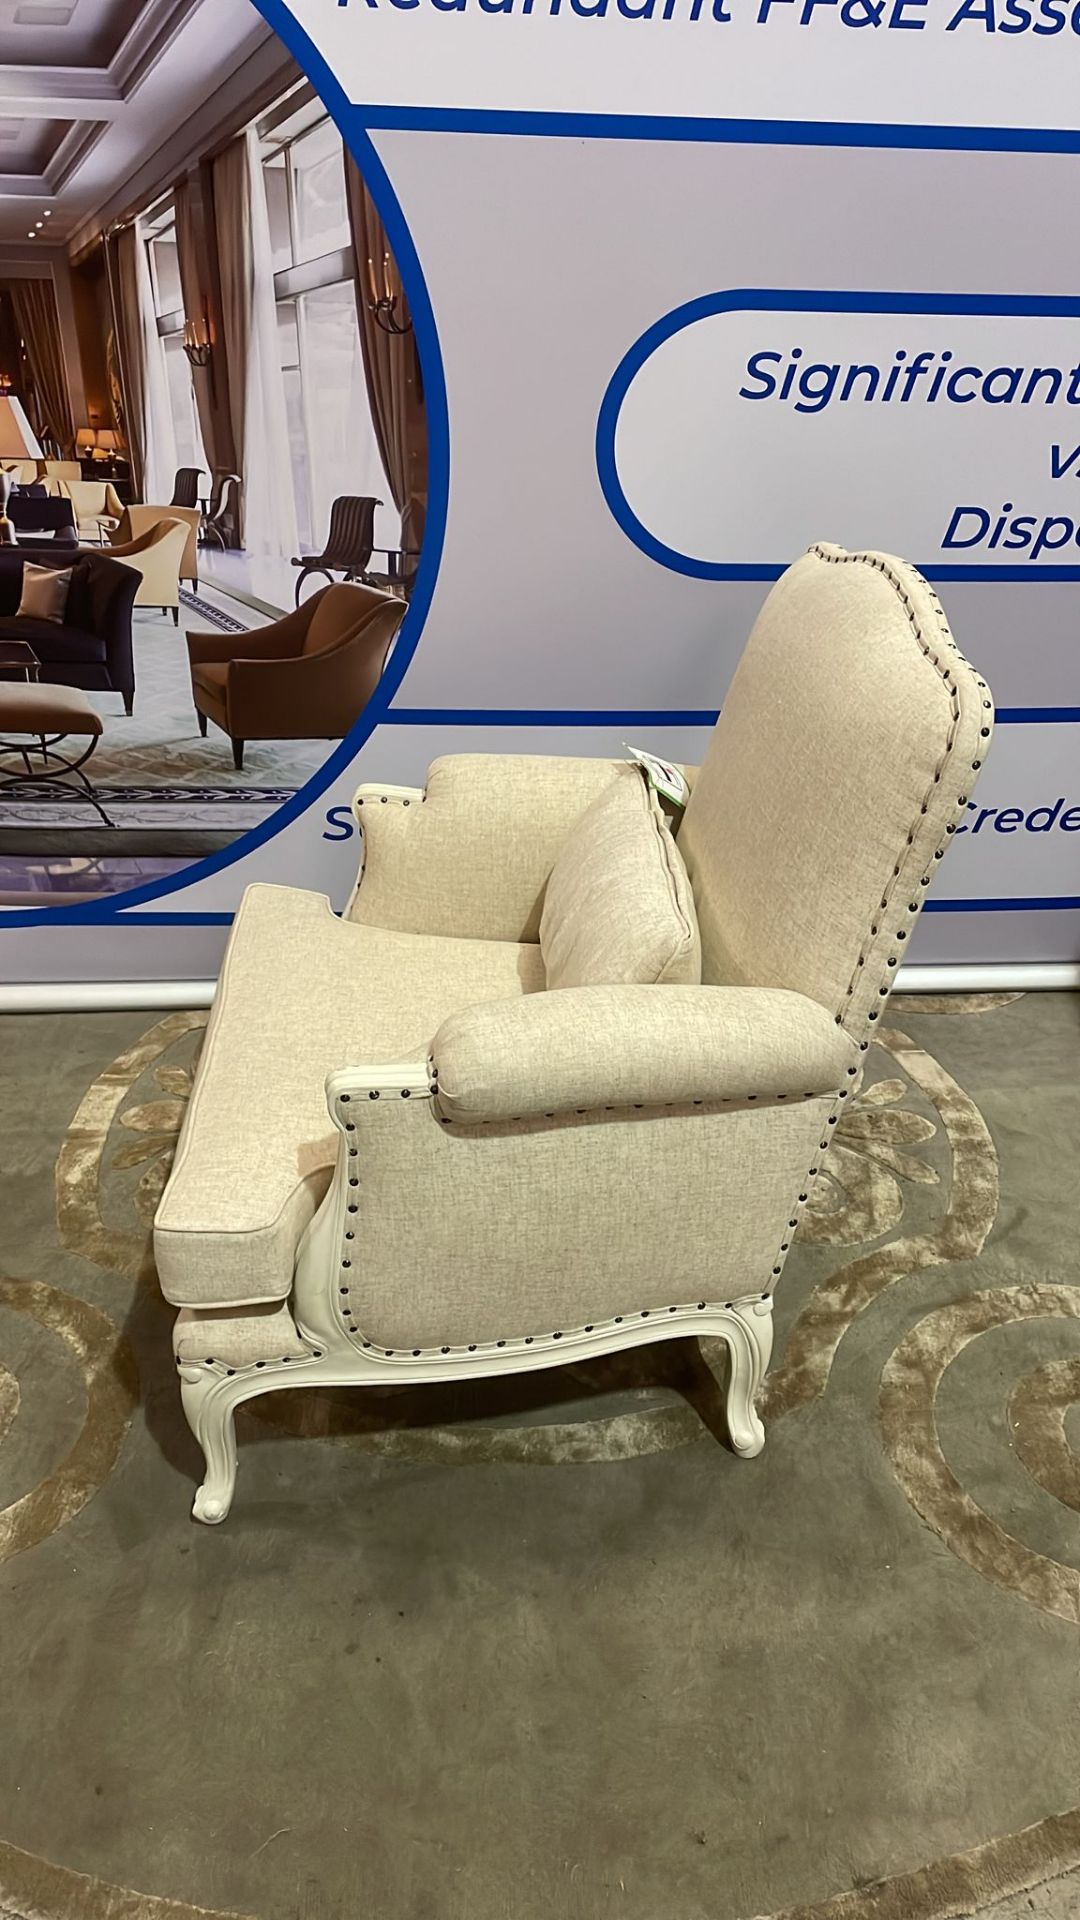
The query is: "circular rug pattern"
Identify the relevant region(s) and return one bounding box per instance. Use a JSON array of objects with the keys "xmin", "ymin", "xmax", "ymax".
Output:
[{"xmin": 0, "ymin": 990, "xmax": 1078, "ymax": 1920}]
